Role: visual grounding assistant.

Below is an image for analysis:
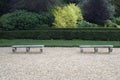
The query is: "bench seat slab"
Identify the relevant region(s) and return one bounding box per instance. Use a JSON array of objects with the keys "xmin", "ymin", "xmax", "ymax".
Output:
[
  {"xmin": 12, "ymin": 45, "xmax": 44, "ymax": 53},
  {"xmin": 79, "ymin": 45, "xmax": 113, "ymax": 53}
]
